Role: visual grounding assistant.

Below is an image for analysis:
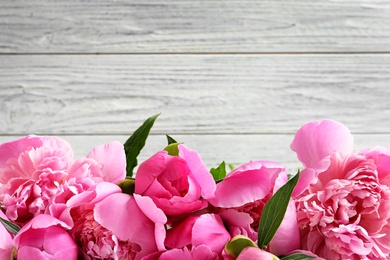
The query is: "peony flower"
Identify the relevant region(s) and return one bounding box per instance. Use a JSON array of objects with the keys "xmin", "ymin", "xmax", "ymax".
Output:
[
  {"xmin": 292, "ymin": 119, "xmax": 390, "ymax": 259},
  {"xmin": 60, "ymin": 182, "xmax": 166, "ymax": 260},
  {"xmin": 165, "ymin": 213, "xmax": 231, "ymax": 257},
  {"xmin": 207, "ymin": 161, "xmax": 300, "ymax": 256},
  {"xmin": 0, "ymin": 135, "xmax": 126, "ymax": 226},
  {"xmin": 0, "ymin": 135, "xmax": 74, "ymax": 224},
  {"xmin": 135, "ymin": 144, "xmax": 216, "ymax": 217},
  {"xmin": 13, "ymin": 214, "xmax": 78, "ymax": 260}
]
